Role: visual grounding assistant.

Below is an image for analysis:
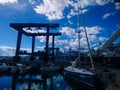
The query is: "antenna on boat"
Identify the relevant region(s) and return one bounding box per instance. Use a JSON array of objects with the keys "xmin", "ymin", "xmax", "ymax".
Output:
[{"xmin": 79, "ymin": 0, "xmax": 95, "ymax": 73}]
